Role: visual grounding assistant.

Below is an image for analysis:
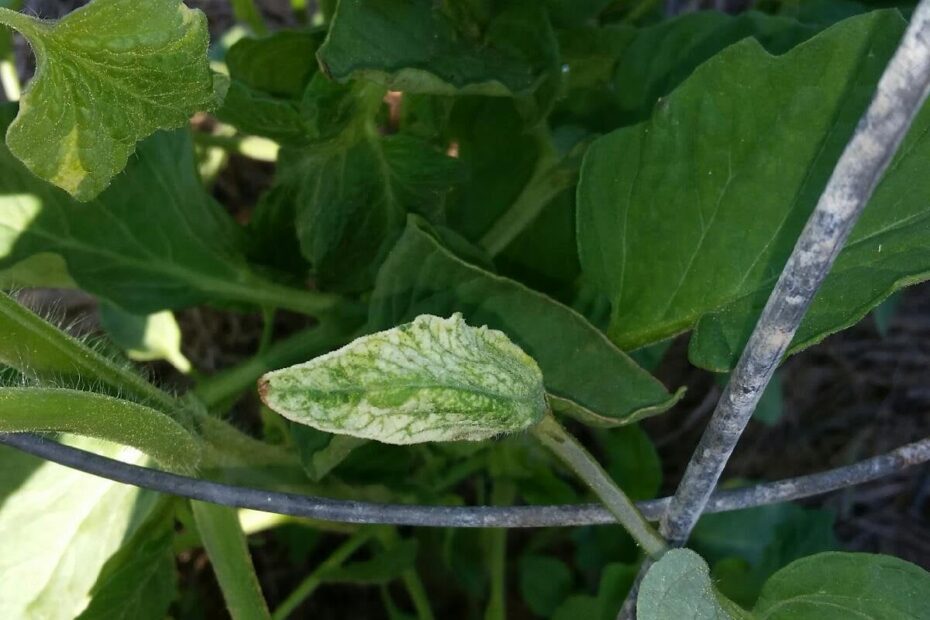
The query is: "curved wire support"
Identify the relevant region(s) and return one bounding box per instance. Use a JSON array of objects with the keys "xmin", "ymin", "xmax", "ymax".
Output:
[{"xmin": 1, "ymin": 432, "xmax": 928, "ymax": 528}]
